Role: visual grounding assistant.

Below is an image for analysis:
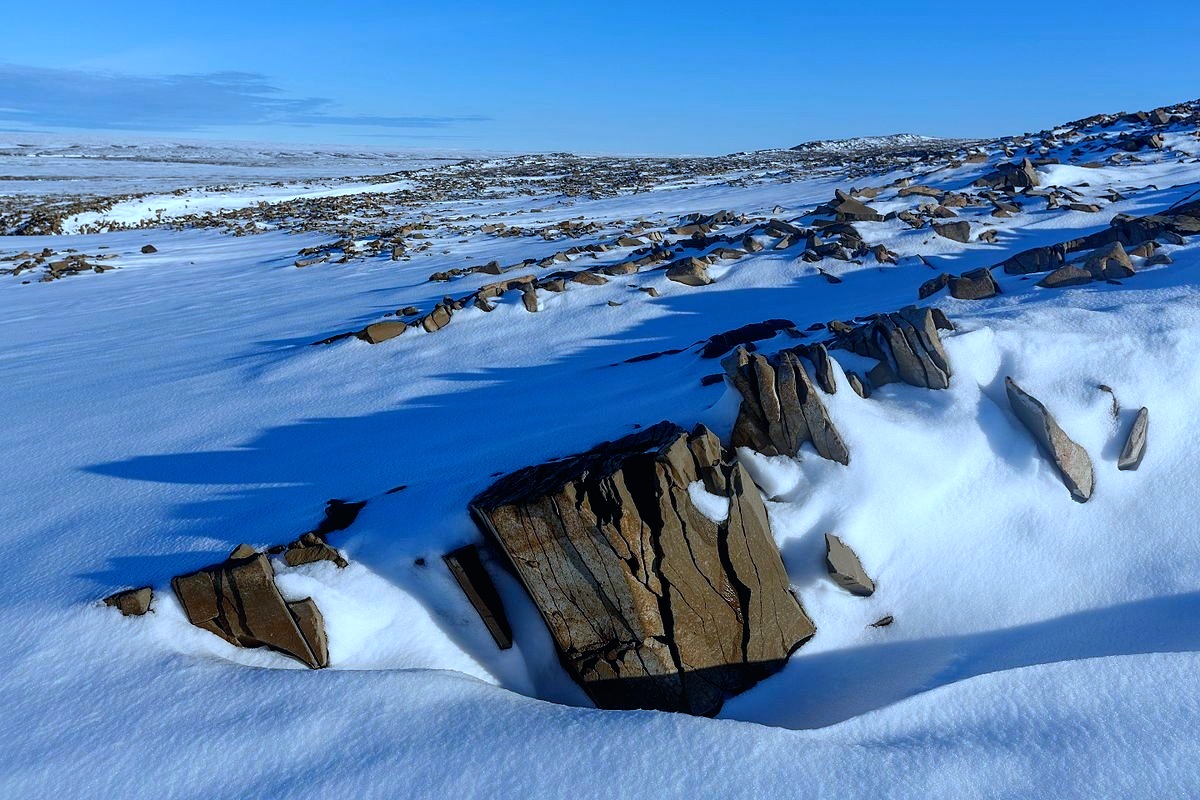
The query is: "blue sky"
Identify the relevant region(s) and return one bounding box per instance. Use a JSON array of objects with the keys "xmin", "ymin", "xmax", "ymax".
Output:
[{"xmin": 3, "ymin": 0, "xmax": 1199, "ymax": 154}]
